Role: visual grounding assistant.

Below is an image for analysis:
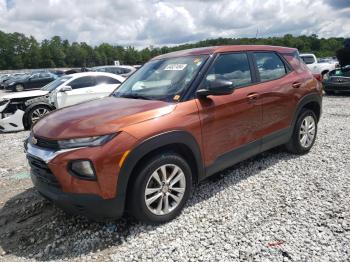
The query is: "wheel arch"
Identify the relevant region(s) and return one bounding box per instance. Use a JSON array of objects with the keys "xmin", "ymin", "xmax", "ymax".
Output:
[
  {"xmin": 22, "ymin": 101, "xmax": 55, "ymax": 130},
  {"xmin": 292, "ymin": 93, "xmax": 322, "ymax": 127},
  {"xmin": 117, "ymin": 131, "xmax": 204, "ymax": 198}
]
